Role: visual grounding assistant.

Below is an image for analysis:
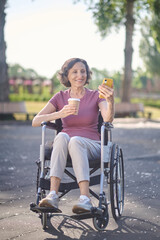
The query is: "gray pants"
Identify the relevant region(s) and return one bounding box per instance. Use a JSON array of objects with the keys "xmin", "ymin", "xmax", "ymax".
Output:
[{"xmin": 50, "ymin": 132, "xmax": 101, "ymax": 183}]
